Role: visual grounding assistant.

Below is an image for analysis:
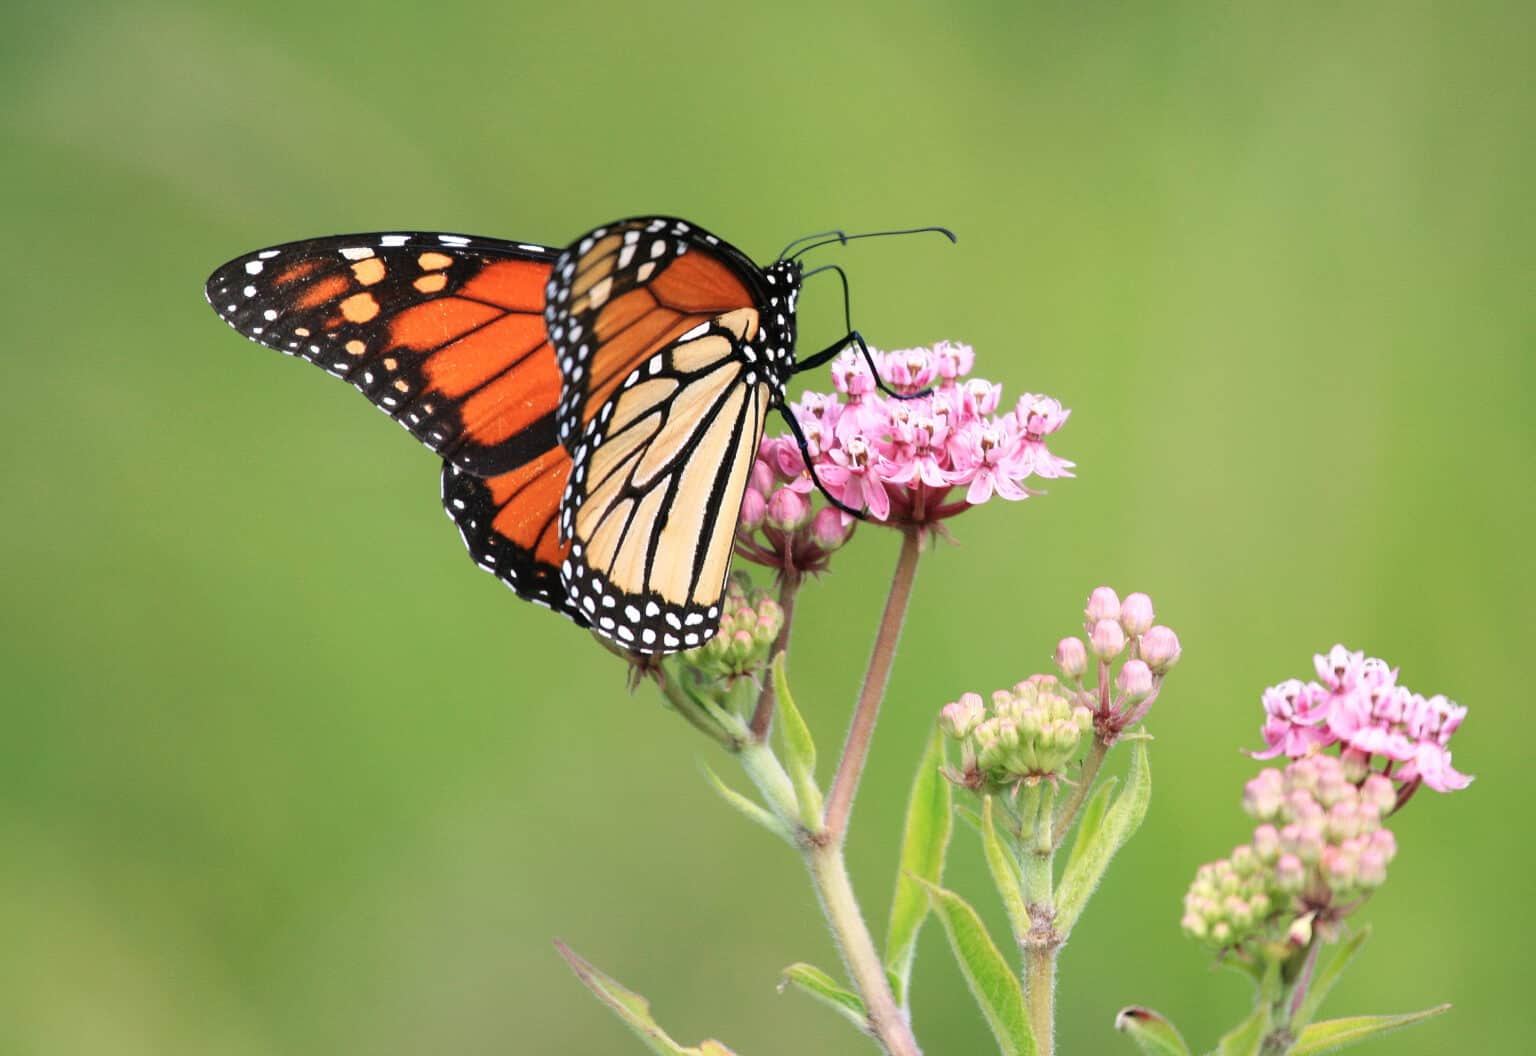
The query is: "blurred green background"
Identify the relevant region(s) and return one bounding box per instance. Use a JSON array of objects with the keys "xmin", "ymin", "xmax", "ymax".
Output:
[{"xmin": 3, "ymin": 1, "xmax": 1530, "ymax": 1053}]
